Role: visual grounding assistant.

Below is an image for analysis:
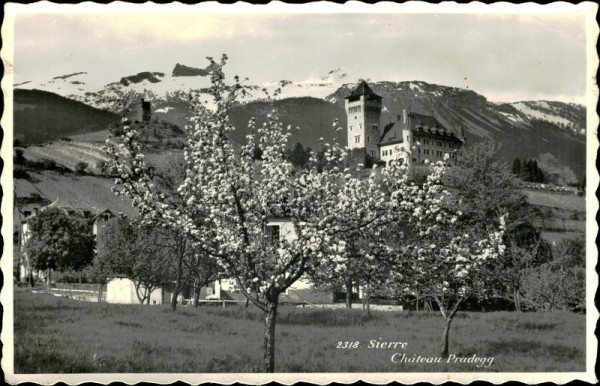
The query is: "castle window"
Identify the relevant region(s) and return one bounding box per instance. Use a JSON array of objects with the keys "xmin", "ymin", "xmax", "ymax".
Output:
[
  {"xmin": 367, "ymin": 136, "xmax": 370, "ymax": 143},
  {"xmin": 350, "ymin": 125, "xmax": 353, "ymax": 131},
  {"xmin": 355, "ymin": 136, "xmax": 360, "ymax": 144},
  {"xmin": 370, "ymin": 150, "xmax": 375, "ymax": 157}
]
